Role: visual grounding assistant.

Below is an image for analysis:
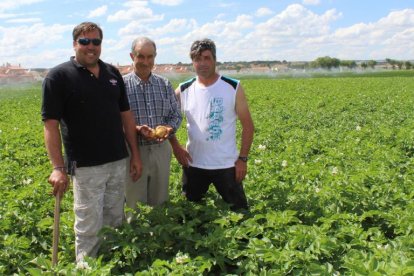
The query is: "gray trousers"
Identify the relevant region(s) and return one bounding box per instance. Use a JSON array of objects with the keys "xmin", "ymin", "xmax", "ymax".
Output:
[{"xmin": 72, "ymin": 158, "xmax": 128, "ymax": 263}]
